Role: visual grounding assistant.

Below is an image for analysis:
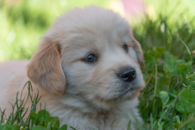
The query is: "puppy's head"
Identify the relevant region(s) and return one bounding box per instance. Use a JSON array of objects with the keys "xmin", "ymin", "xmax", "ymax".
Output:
[{"xmin": 27, "ymin": 6, "xmax": 145, "ymax": 110}]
